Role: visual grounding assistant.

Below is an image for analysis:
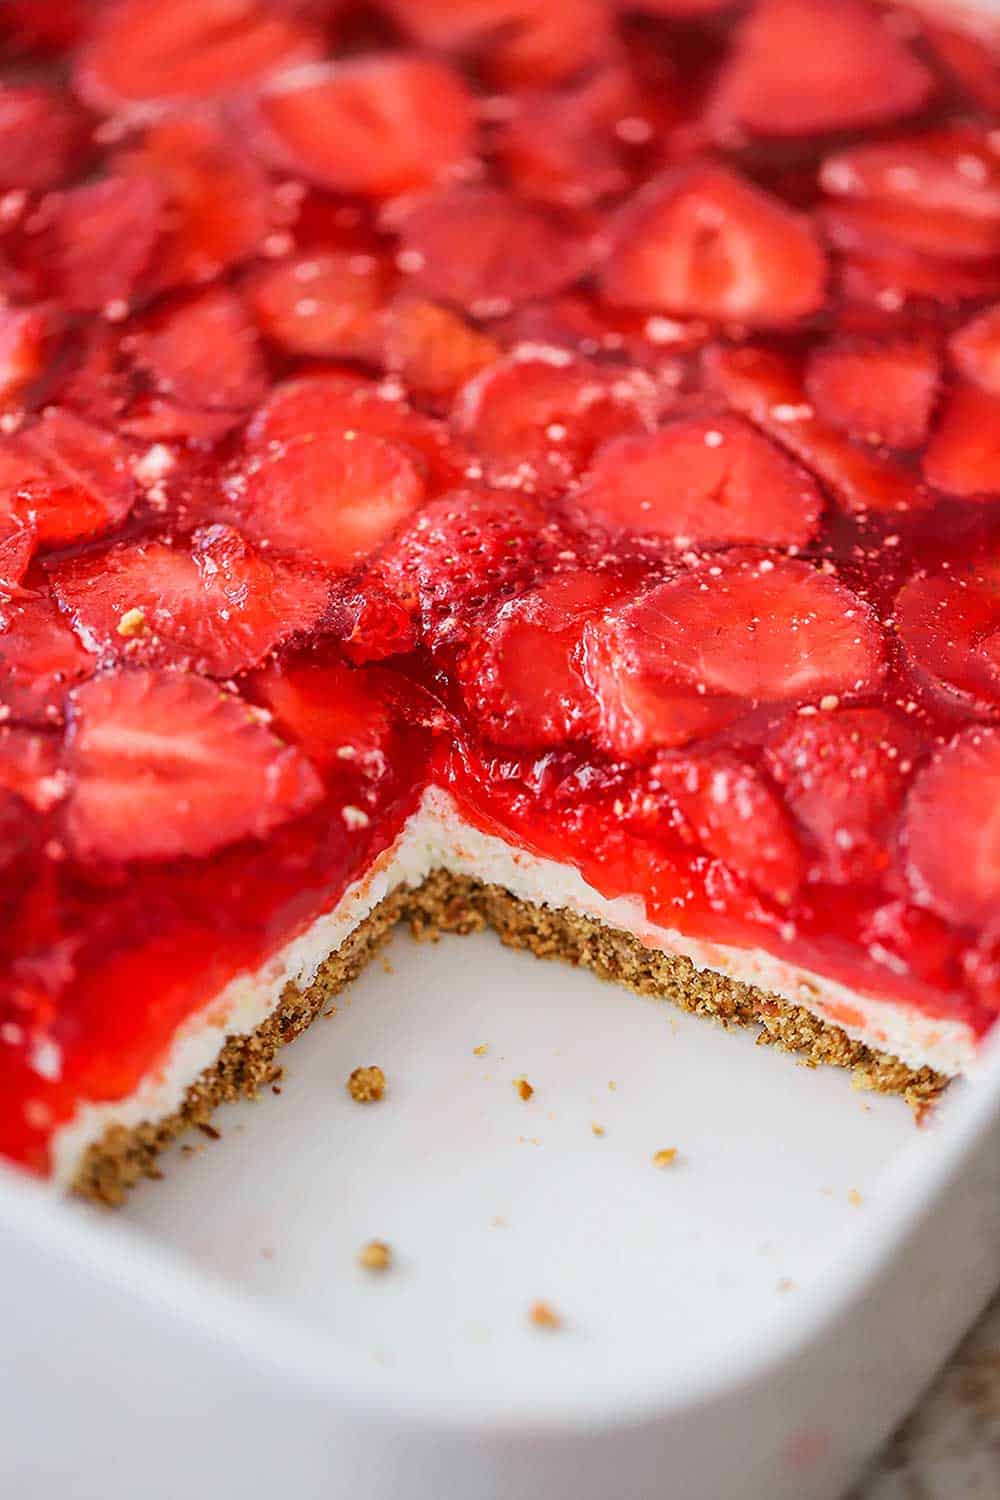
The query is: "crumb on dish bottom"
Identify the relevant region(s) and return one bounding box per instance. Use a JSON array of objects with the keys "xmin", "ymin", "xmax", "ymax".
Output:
[{"xmin": 71, "ymin": 872, "xmax": 948, "ymax": 1206}]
